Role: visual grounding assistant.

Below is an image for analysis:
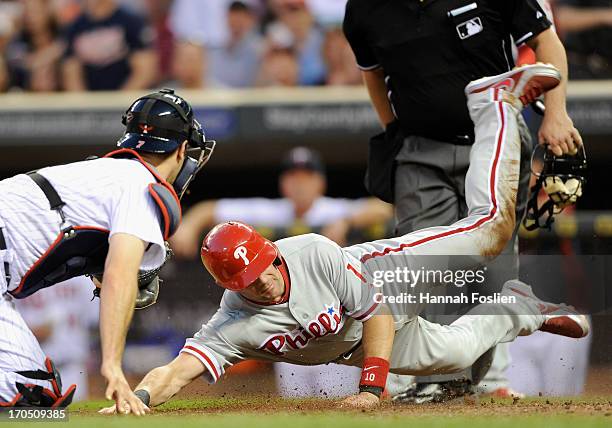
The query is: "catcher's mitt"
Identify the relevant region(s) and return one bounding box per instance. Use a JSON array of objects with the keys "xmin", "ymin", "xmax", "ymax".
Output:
[{"xmin": 92, "ymin": 242, "xmax": 174, "ymax": 309}]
